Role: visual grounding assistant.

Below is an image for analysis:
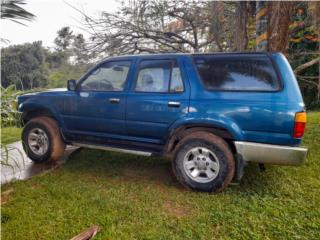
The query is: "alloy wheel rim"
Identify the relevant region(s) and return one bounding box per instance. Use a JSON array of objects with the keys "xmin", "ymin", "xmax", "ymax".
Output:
[
  {"xmin": 183, "ymin": 147, "xmax": 220, "ymax": 183},
  {"xmin": 27, "ymin": 128, "xmax": 49, "ymax": 156}
]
